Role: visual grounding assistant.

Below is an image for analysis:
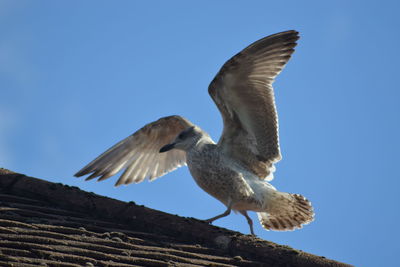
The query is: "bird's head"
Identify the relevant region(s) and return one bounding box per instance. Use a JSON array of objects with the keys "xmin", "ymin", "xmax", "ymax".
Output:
[{"xmin": 159, "ymin": 126, "xmax": 204, "ymax": 153}]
